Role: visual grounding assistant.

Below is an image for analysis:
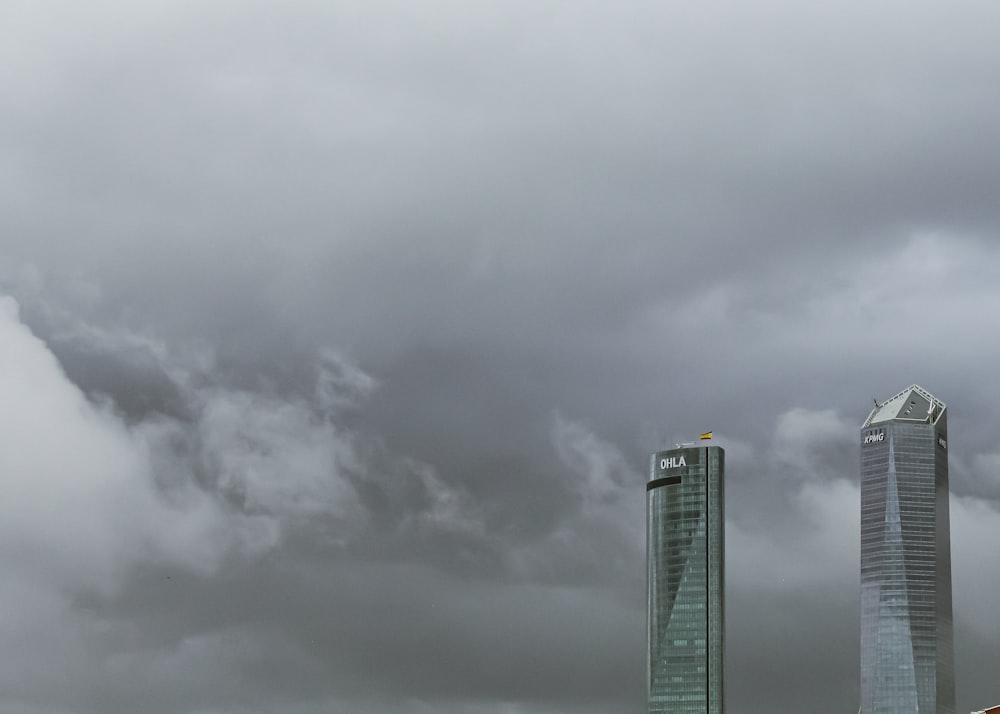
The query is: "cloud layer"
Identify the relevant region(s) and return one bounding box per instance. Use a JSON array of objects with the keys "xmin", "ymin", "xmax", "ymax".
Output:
[{"xmin": 3, "ymin": 1, "xmax": 1000, "ymax": 712}]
